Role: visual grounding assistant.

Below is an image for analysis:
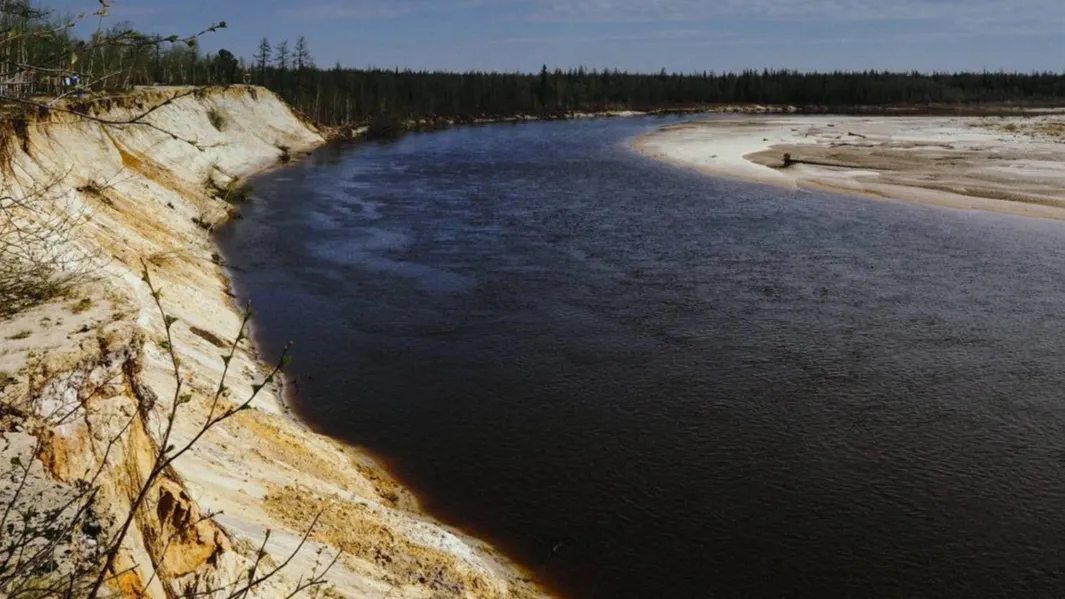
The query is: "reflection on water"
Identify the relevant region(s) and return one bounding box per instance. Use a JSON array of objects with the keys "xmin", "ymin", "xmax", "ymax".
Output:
[{"xmin": 217, "ymin": 117, "xmax": 1065, "ymax": 599}]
